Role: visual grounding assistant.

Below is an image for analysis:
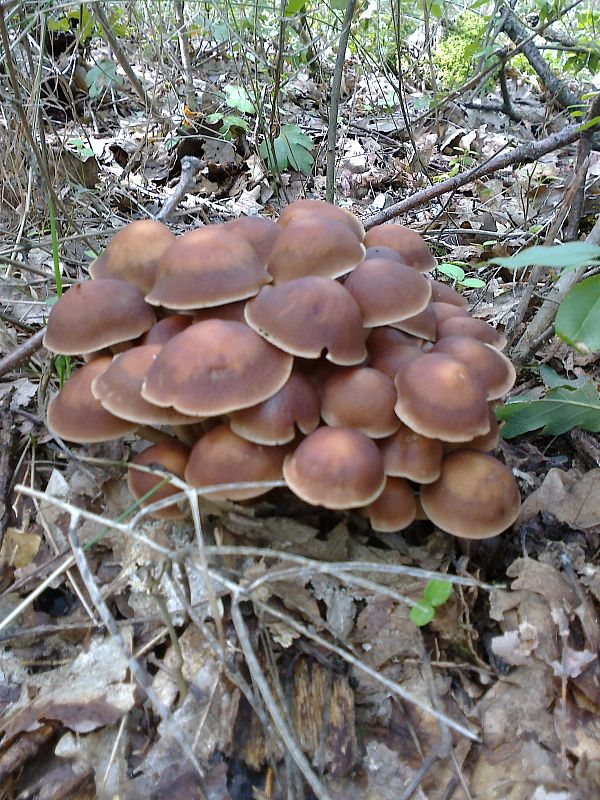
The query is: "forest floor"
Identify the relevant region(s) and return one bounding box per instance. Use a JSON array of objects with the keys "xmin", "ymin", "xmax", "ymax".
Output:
[{"xmin": 0, "ymin": 28, "xmax": 599, "ymax": 800}]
